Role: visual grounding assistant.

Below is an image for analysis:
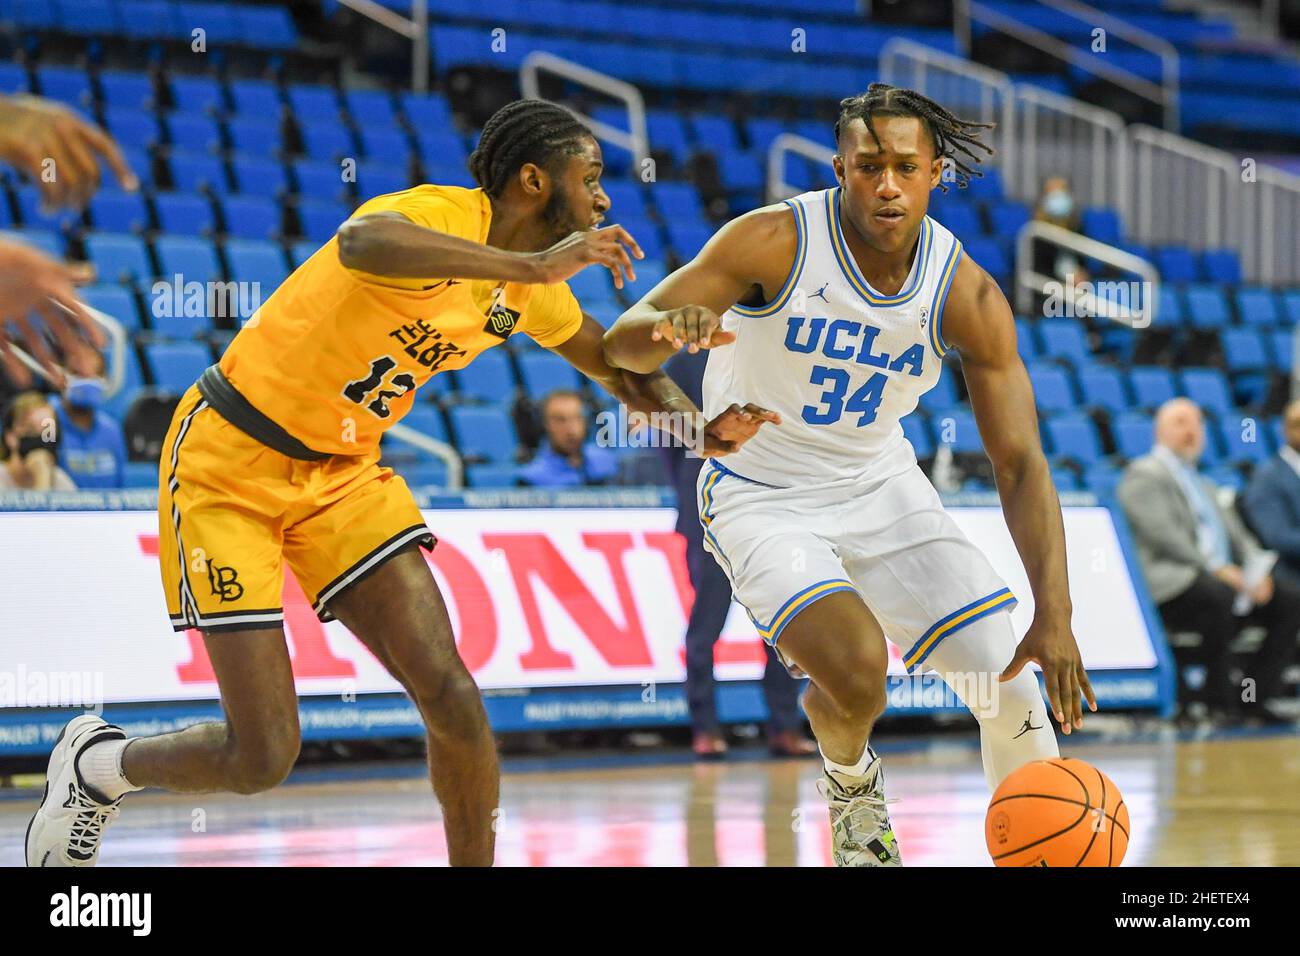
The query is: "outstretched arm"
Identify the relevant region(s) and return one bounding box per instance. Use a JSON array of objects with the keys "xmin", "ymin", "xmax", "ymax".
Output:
[
  {"xmin": 337, "ymin": 212, "xmax": 643, "ymax": 287},
  {"xmin": 603, "ymin": 205, "xmax": 798, "ymax": 373},
  {"xmin": 943, "ymin": 256, "xmax": 1096, "ymax": 734},
  {"xmin": 552, "ymin": 314, "xmax": 778, "ymax": 457}
]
